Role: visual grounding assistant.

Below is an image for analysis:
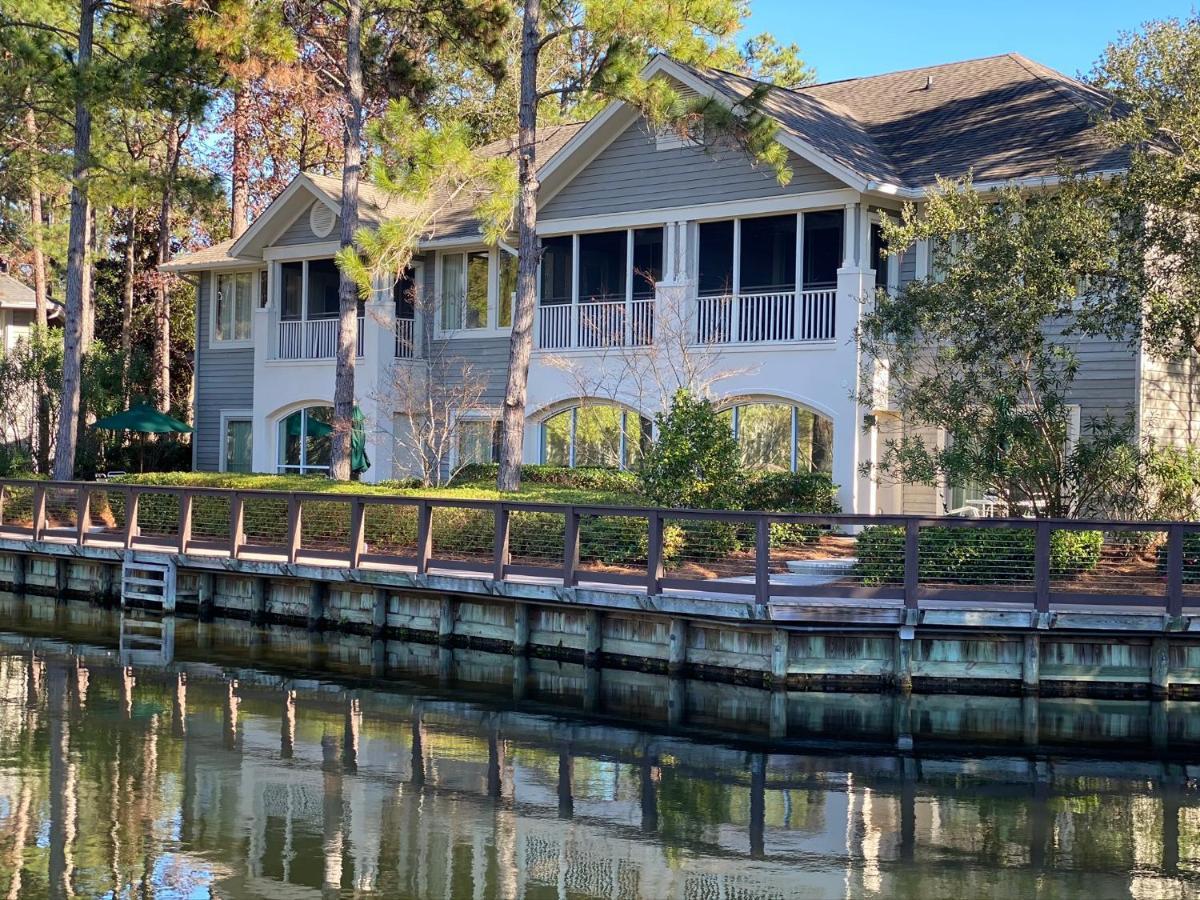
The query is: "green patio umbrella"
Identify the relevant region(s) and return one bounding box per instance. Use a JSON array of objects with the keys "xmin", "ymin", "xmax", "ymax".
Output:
[
  {"xmin": 283, "ymin": 407, "xmax": 370, "ymax": 475},
  {"xmin": 93, "ymin": 403, "xmax": 192, "ymax": 472}
]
